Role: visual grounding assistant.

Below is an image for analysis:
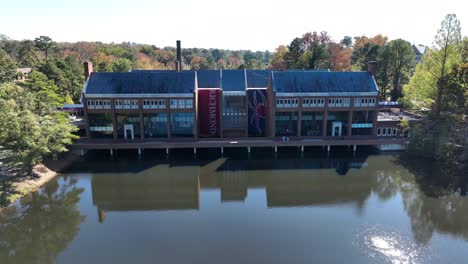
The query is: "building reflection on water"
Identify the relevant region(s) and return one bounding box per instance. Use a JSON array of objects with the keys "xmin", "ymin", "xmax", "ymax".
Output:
[
  {"xmin": 91, "ymin": 156, "xmax": 372, "ymax": 221},
  {"xmin": 89, "ymin": 154, "xmax": 468, "ymax": 244},
  {"xmin": 92, "ymin": 166, "xmax": 200, "ymax": 222}
]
